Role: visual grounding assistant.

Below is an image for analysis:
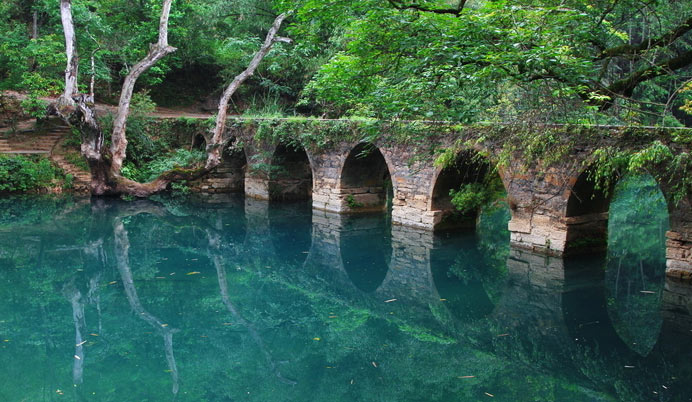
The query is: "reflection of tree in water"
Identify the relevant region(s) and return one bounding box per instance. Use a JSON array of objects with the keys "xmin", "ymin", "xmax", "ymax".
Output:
[
  {"xmin": 605, "ymin": 175, "xmax": 668, "ymax": 356},
  {"xmin": 207, "ymin": 229, "xmax": 297, "ymax": 385},
  {"xmin": 113, "ymin": 217, "xmax": 181, "ymax": 396},
  {"xmin": 62, "ymin": 279, "xmax": 87, "ymax": 386}
]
